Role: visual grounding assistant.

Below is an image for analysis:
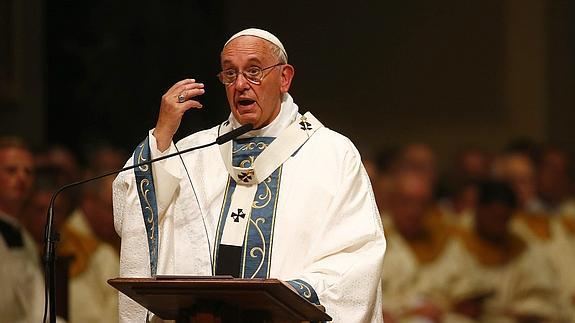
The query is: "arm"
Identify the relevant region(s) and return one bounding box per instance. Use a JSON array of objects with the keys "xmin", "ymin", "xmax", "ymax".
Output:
[{"xmin": 289, "ymin": 139, "xmax": 386, "ymax": 322}]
